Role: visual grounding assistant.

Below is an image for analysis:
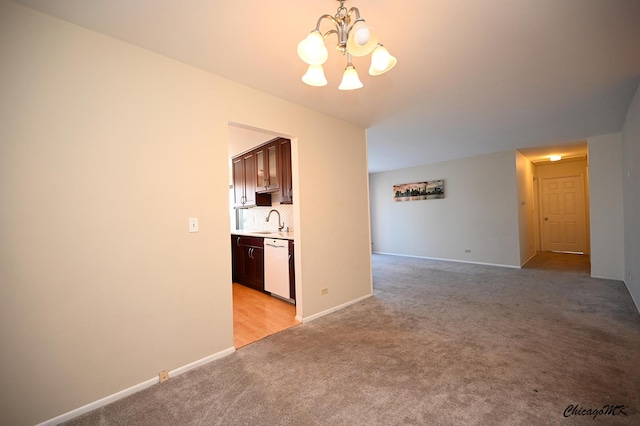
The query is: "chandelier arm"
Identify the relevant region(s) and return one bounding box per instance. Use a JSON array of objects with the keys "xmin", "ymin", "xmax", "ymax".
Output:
[
  {"xmin": 315, "ymin": 14, "xmax": 342, "ymax": 51},
  {"xmin": 346, "ymin": 7, "xmax": 361, "ymax": 21},
  {"xmin": 315, "ymin": 14, "xmax": 338, "ymax": 31},
  {"xmin": 322, "ymin": 29, "xmax": 339, "ymax": 40},
  {"xmin": 345, "ymin": 7, "xmax": 364, "ymax": 34}
]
